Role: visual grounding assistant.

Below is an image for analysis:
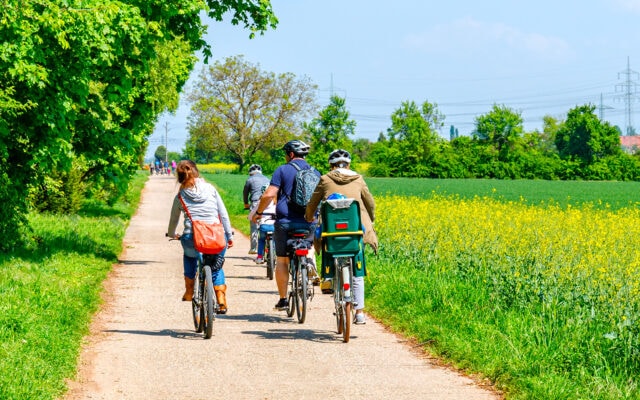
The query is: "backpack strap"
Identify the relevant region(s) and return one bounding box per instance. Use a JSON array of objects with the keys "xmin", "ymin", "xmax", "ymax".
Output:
[{"xmin": 288, "ymin": 160, "xmax": 302, "ymax": 171}]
